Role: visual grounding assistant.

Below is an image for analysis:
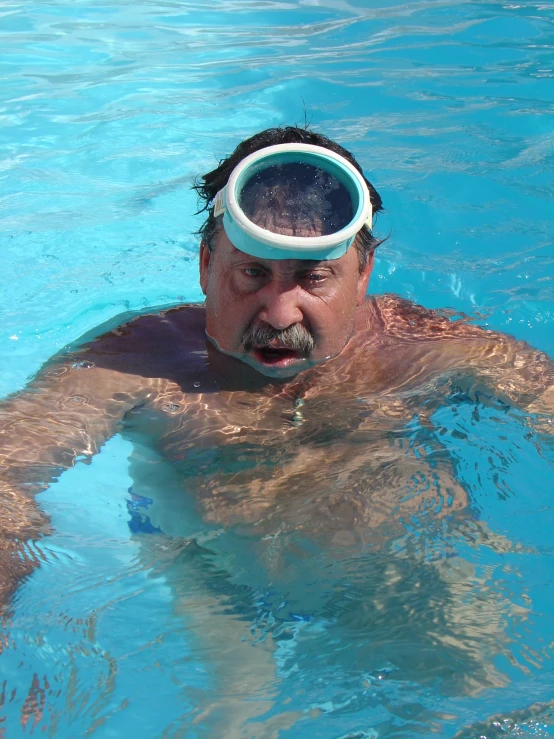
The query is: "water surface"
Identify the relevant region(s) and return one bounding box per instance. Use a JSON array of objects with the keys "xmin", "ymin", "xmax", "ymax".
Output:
[{"xmin": 1, "ymin": 1, "xmax": 554, "ymax": 736}]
